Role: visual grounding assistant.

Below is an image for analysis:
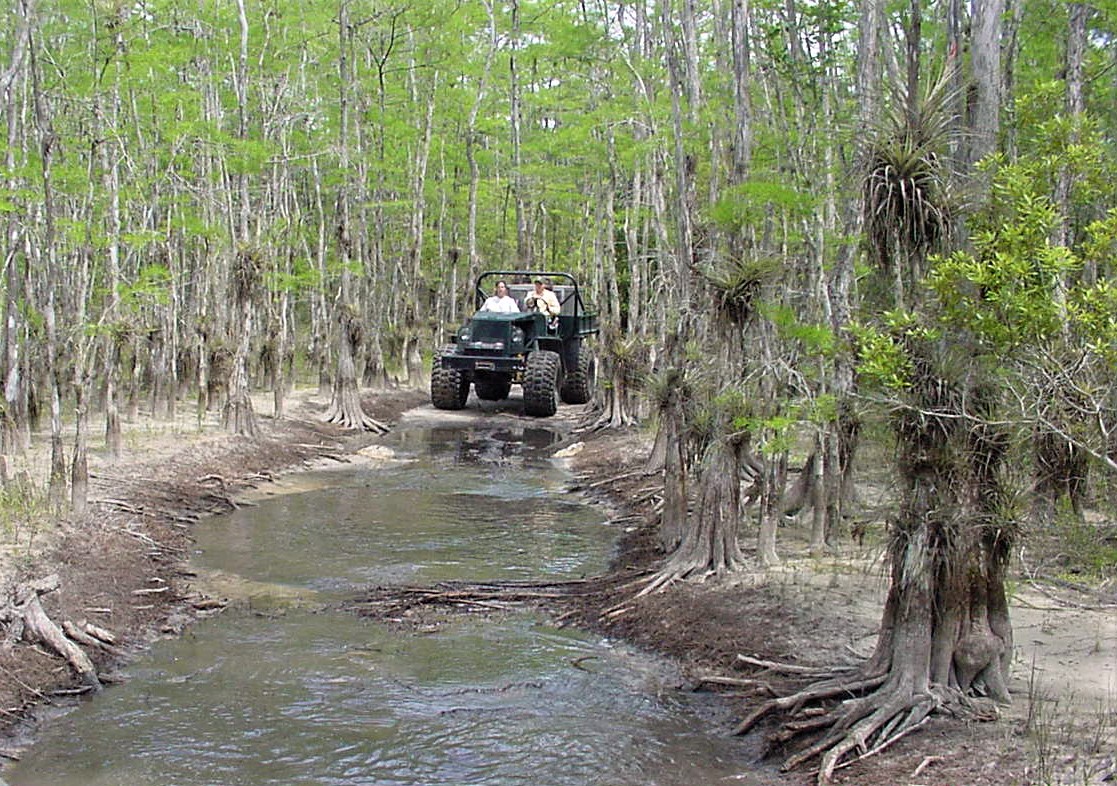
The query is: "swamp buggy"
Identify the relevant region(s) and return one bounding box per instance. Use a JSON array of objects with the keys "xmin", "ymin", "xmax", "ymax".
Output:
[{"xmin": 430, "ymin": 271, "xmax": 599, "ymax": 417}]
